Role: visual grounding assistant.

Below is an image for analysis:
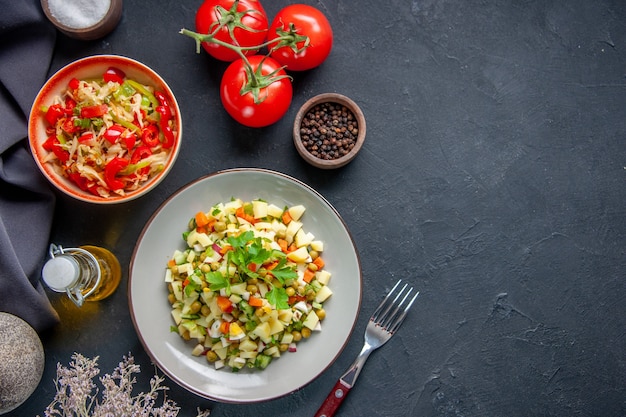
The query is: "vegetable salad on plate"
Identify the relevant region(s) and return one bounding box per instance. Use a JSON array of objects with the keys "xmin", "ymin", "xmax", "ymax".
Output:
[
  {"xmin": 39, "ymin": 66, "xmax": 177, "ymax": 198},
  {"xmin": 165, "ymin": 198, "xmax": 333, "ymax": 371}
]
